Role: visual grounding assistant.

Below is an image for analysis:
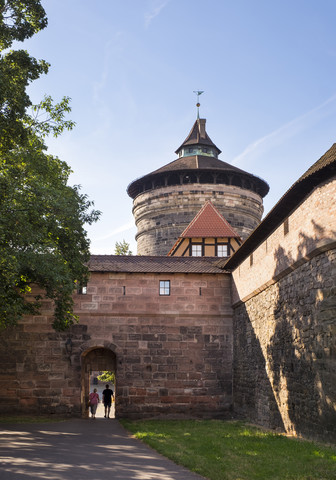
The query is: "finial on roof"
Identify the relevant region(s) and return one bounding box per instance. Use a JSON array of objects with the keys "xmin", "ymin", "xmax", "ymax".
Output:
[{"xmin": 193, "ymin": 90, "xmax": 204, "ymax": 119}]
